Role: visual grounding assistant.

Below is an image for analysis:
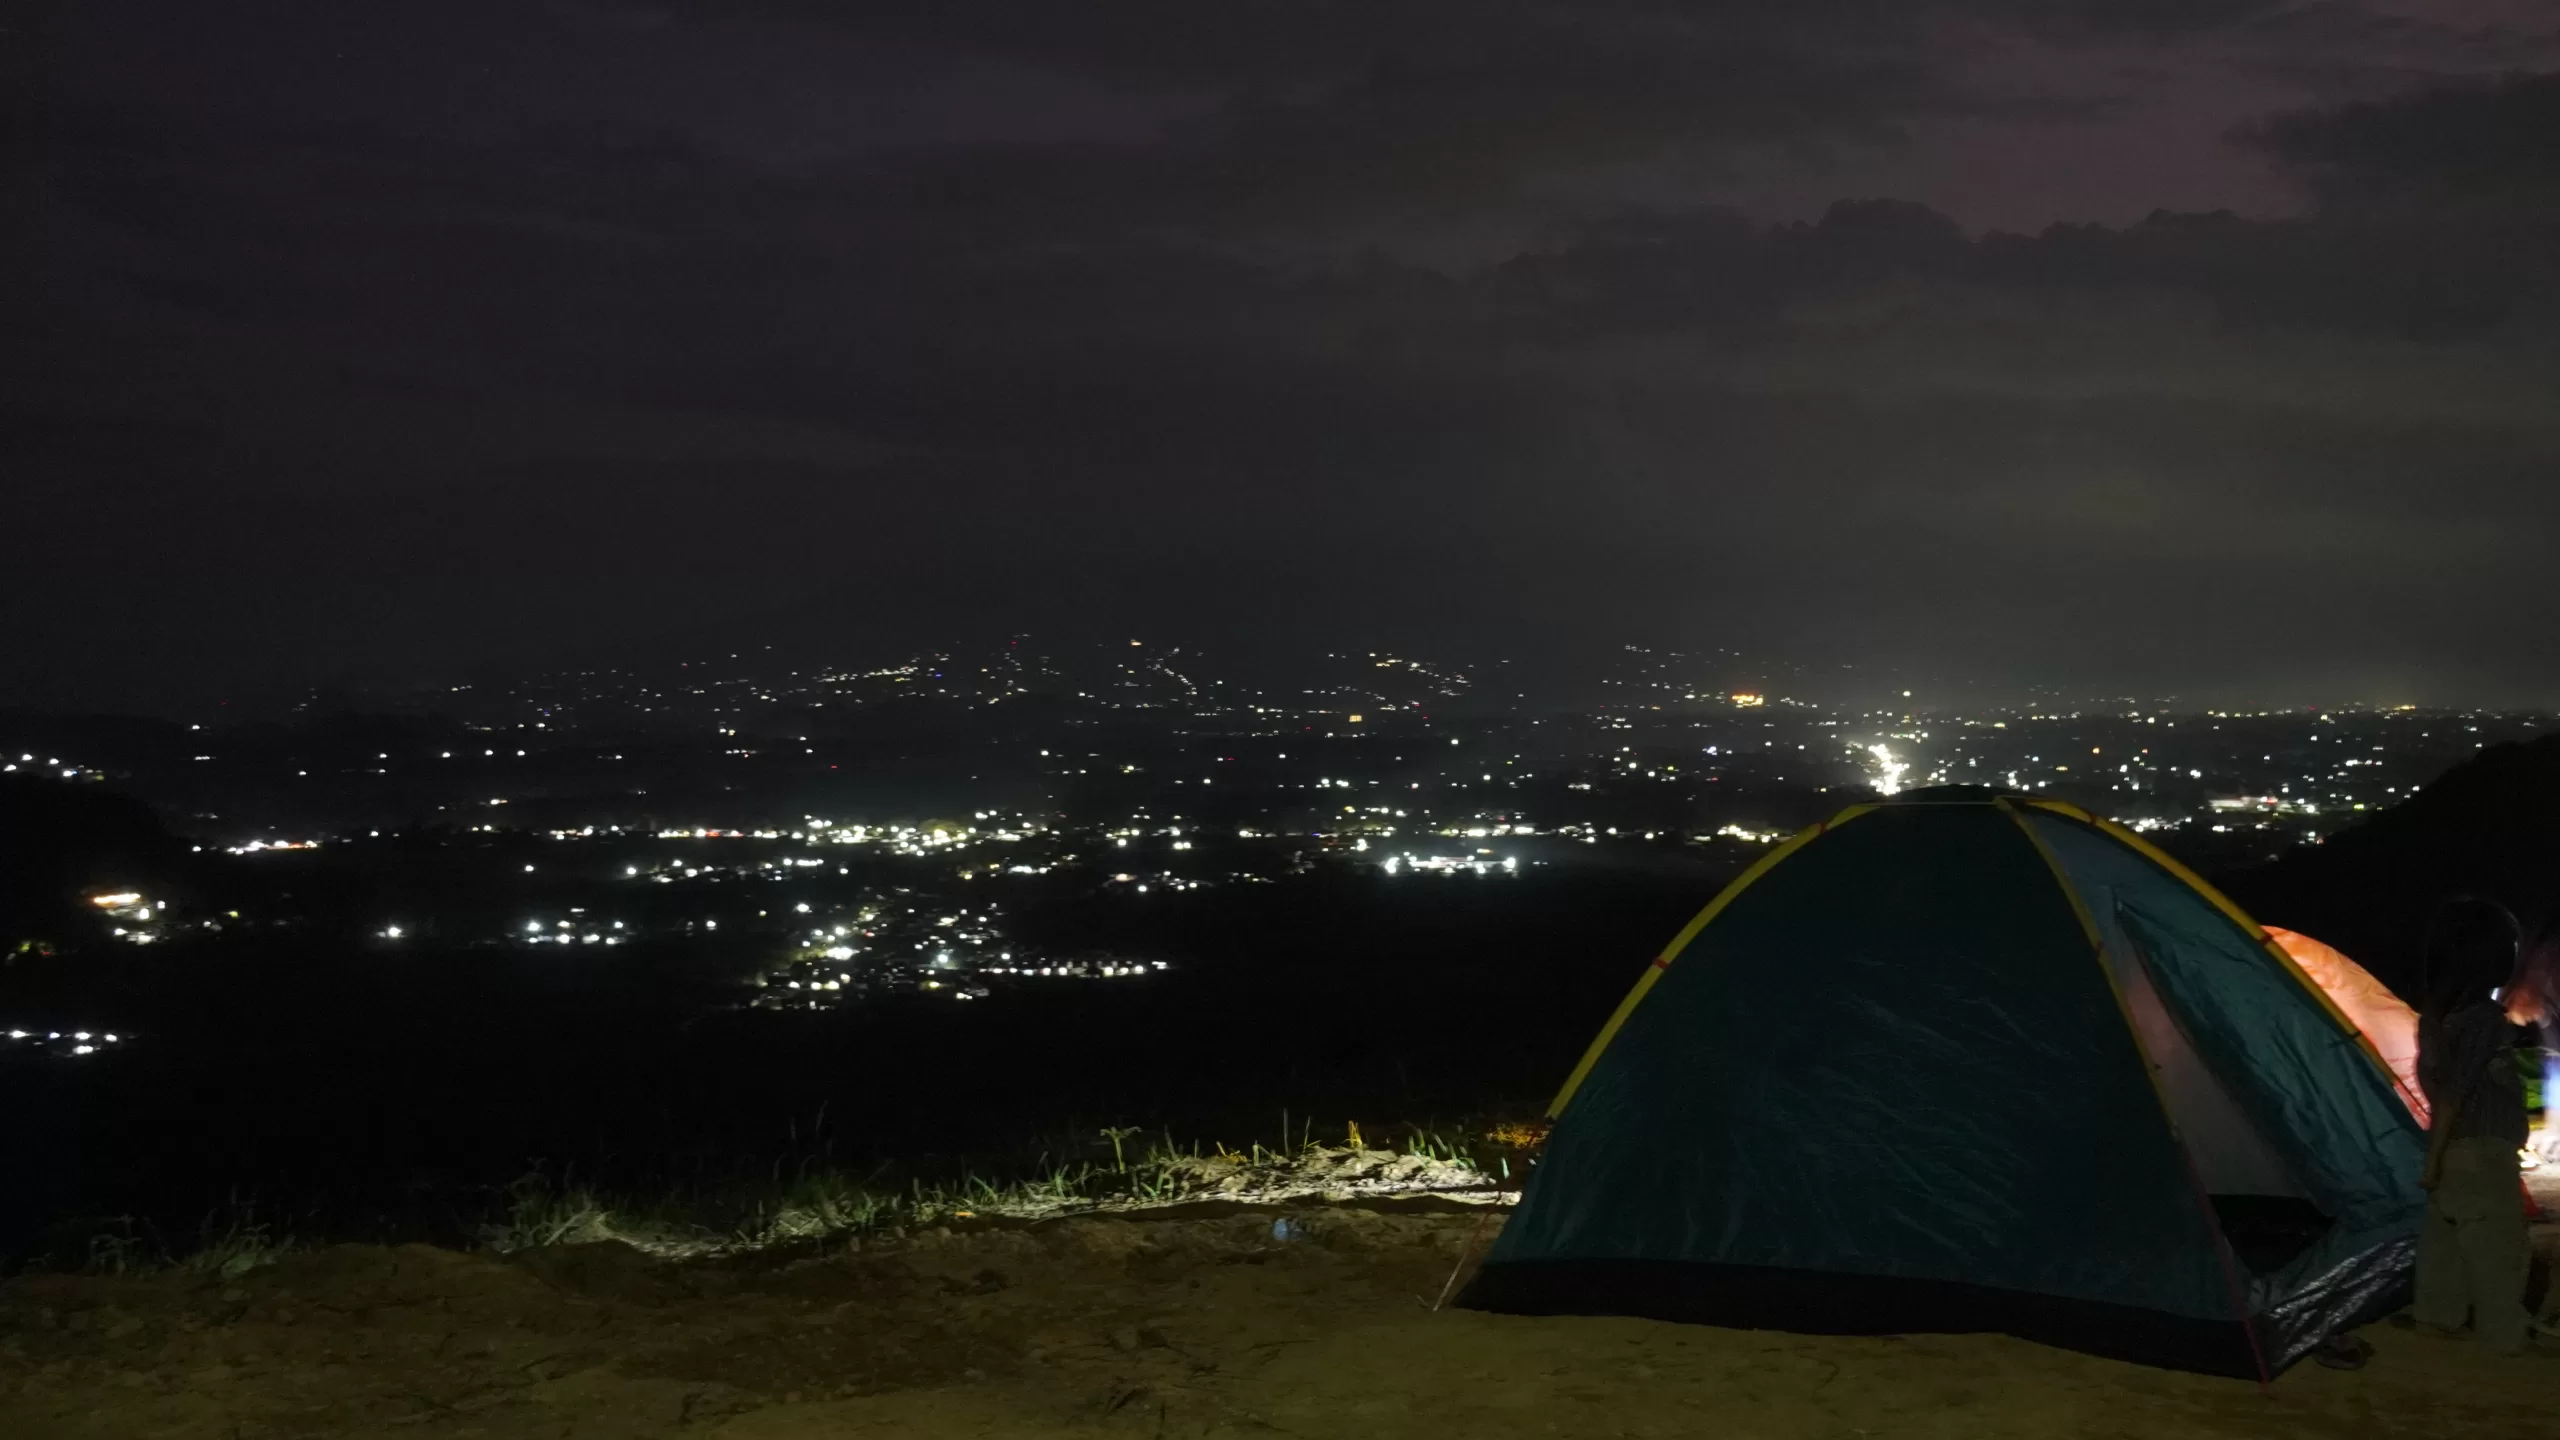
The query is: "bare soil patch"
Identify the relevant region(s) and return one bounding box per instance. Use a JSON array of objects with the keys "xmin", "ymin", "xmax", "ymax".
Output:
[{"xmin": 5, "ymin": 1203, "xmax": 2557, "ymax": 1439}]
